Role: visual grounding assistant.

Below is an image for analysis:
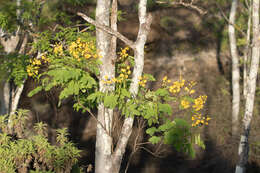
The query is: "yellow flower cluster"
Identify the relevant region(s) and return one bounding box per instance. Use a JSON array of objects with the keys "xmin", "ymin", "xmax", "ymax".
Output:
[
  {"xmin": 138, "ymin": 76, "xmax": 147, "ymax": 87},
  {"xmin": 161, "ymin": 76, "xmax": 210, "ymax": 127},
  {"xmin": 68, "ymin": 38, "xmax": 98, "ymax": 61},
  {"xmin": 168, "ymin": 78, "xmax": 185, "ymax": 94},
  {"xmin": 193, "ymin": 95, "xmax": 207, "ymax": 111},
  {"xmin": 119, "ymin": 66, "xmax": 131, "ymax": 79},
  {"xmin": 27, "ymin": 59, "xmax": 41, "ymax": 77},
  {"xmin": 191, "ymin": 114, "xmax": 211, "ymax": 127},
  {"xmin": 26, "ymin": 56, "xmax": 50, "ymax": 77},
  {"xmin": 53, "ymin": 43, "xmax": 63, "ymax": 56},
  {"xmin": 181, "ymin": 99, "xmax": 190, "ymax": 109},
  {"xmin": 118, "ymin": 47, "xmax": 129, "ymax": 59},
  {"xmin": 102, "ymin": 75, "xmax": 115, "ymax": 85},
  {"xmin": 162, "ymin": 76, "xmax": 172, "ymax": 85},
  {"xmin": 41, "ymin": 55, "xmax": 50, "ymax": 63},
  {"xmin": 102, "ymin": 66, "xmax": 131, "ymax": 85},
  {"xmin": 184, "ymin": 81, "xmax": 196, "ymax": 95}
]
